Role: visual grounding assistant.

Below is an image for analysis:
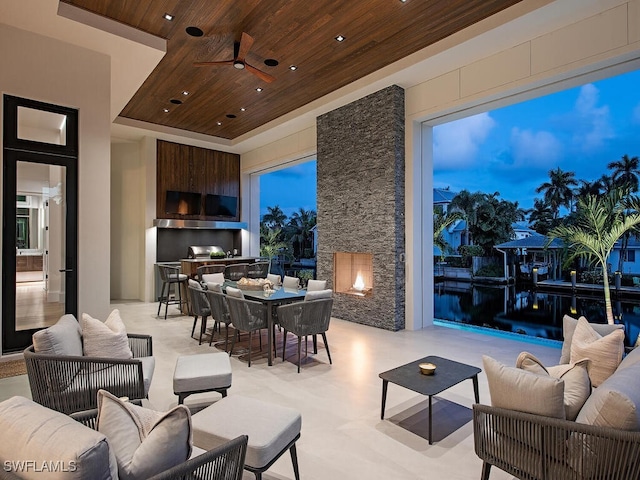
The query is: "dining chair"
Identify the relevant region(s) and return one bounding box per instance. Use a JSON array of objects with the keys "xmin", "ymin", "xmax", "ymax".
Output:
[
  {"xmin": 225, "ymin": 296, "xmax": 269, "ymax": 367},
  {"xmin": 225, "ymin": 286, "xmax": 245, "ymax": 299},
  {"xmin": 187, "ymin": 280, "xmax": 212, "ymax": 345},
  {"xmin": 197, "ymin": 264, "xmax": 226, "ymax": 282},
  {"xmin": 267, "ymin": 273, "xmax": 282, "ymax": 286},
  {"xmin": 202, "ymin": 272, "xmax": 225, "ymax": 286},
  {"xmin": 304, "ymin": 289, "xmax": 333, "ymax": 301},
  {"xmin": 306, "ymin": 279, "xmax": 327, "ymax": 291},
  {"xmin": 225, "ymin": 263, "xmax": 250, "ymax": 281},
  {"xmin": 283, "ymin": 275, "xmax": 299, "ymax": 289},
  {"xmin": 157, "ymin": 264, "xmax": 189, "ymax": 319},
  {"xmin": 277, "ymin": 298, "xmax": 334, "ymax": 373},
  {"xmin": 205, "ymin": 288, "xmax": 232, "ymax": 351},
  {"xmin": 247, "ymin": 261, "xmax": 270, "ymax": 279}
]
